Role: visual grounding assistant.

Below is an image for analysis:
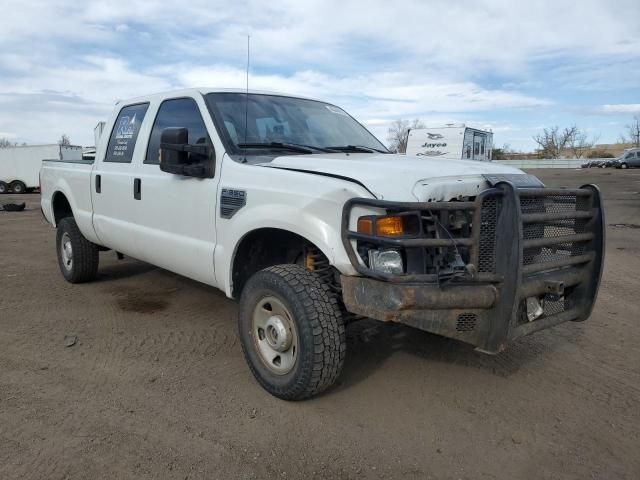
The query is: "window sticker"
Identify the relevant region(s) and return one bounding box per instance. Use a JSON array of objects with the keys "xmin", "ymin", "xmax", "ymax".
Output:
[
  {"xmin": 105, "ymin": 103, "xmax": 149, "ymax": 163},
  {"xmin": 115, "ymin": 114, "xmax": 136, "ymax": 140}
]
